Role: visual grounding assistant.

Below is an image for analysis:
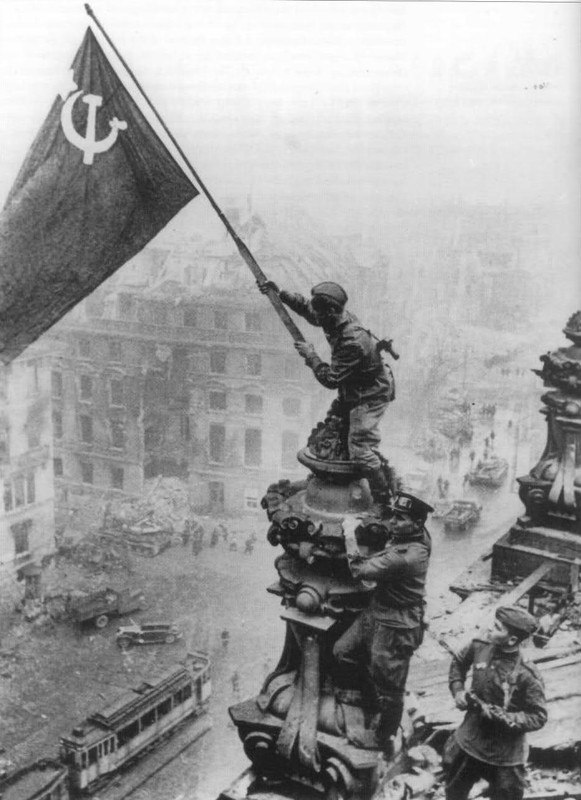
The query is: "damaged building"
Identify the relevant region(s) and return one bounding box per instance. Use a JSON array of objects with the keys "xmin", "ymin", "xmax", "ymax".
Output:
[
  {"xmin": 45, "ymin": 204, "xmax": 362, "ymax": 517},
  {"xmin": 0, "ymin": 344, "xmax": 55, "ymax": 577}
]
